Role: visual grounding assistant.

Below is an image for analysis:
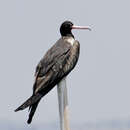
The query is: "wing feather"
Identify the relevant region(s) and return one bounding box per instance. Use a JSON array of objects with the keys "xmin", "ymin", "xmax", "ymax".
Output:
[{"xmin": 33, "ymin": 38, "xmax": 72, "ymax": 93}]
